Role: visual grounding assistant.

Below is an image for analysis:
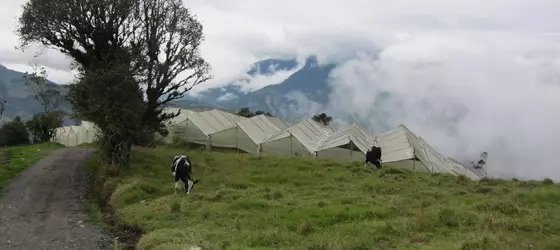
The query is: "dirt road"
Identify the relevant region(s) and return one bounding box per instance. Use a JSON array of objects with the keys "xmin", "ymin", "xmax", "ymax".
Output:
[{"xmin": 0, "ymin": 147, "xmax": 111, "ymax": 250}]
